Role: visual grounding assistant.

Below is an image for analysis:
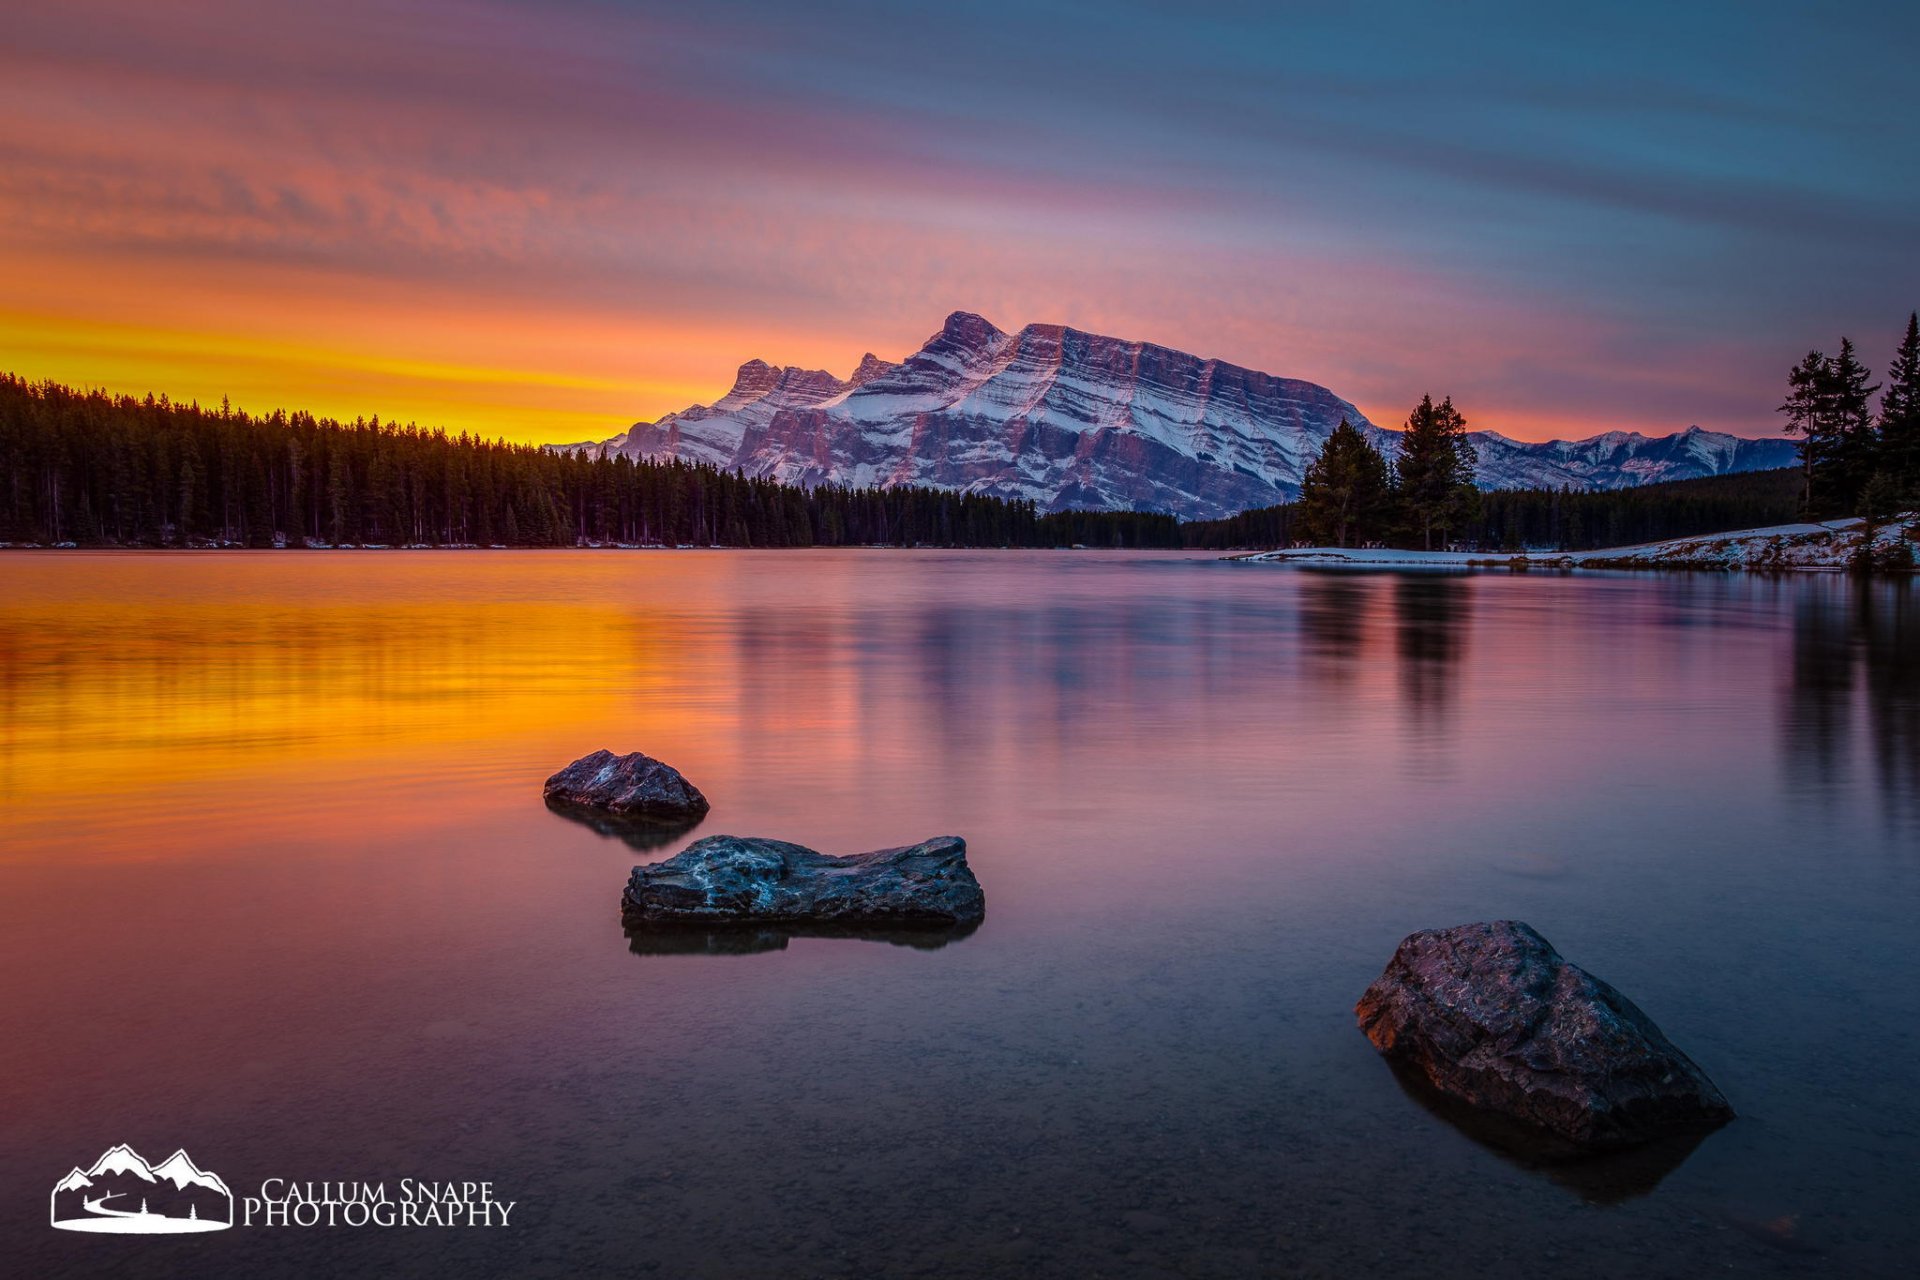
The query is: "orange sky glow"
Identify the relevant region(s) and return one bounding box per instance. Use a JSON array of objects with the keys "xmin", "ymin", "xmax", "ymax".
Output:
[{"xmin": 4, "ymin": 0, "xmax": 1914, "ymax": 447}]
